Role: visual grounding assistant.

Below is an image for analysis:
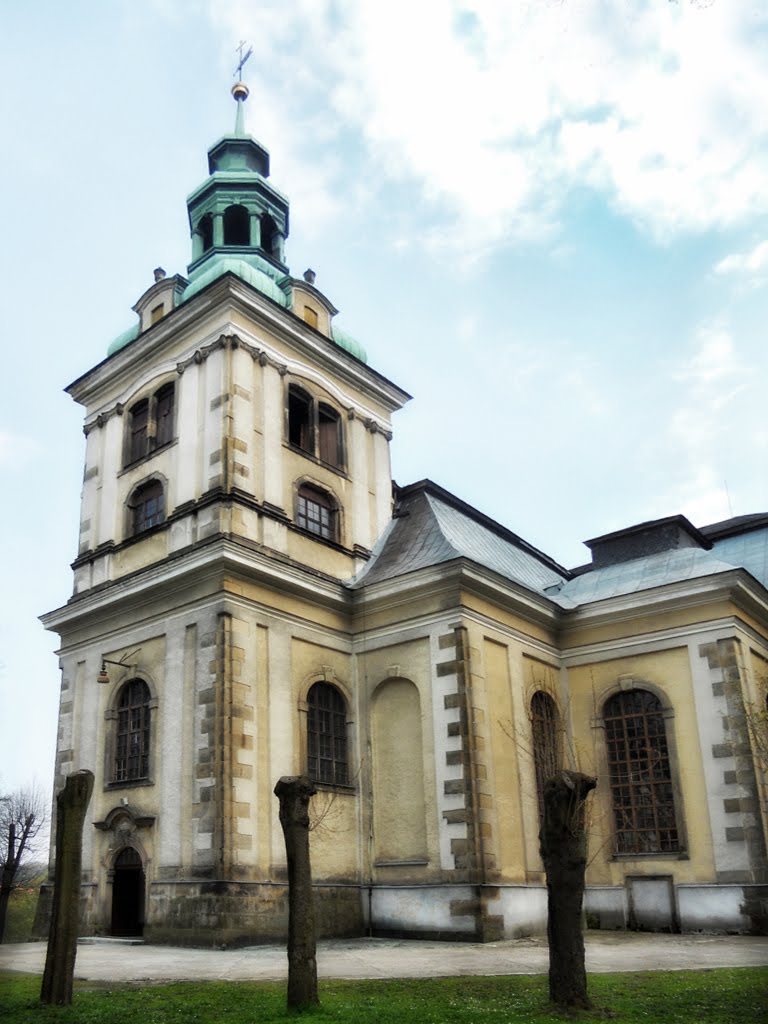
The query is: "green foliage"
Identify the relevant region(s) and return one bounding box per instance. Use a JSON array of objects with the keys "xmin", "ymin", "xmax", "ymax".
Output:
[
  {"xmin": 0, "ymin": 969, "xmax": 766, "ymax": 1023},
  {"xmin": 3, "ymin": 886, "xmax": 40, "ymax": 943}
]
